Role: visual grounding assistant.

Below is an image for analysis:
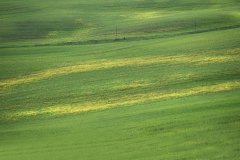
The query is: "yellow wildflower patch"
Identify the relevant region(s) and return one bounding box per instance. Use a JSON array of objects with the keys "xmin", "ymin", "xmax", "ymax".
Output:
[
  {"xmin": 46, "ymin": 31, "xmax": 58, "ymax": 37},
  {"xmin": 0, "ymin": 50, "xmax": 239, "ymax": 88},
  {"xmin": 3, "ymin": 81, "xmax": 240, "ymax": 121},
  {"xmin": 130, "ymin": 12, "xmax": 163, "ymax": 19}
]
